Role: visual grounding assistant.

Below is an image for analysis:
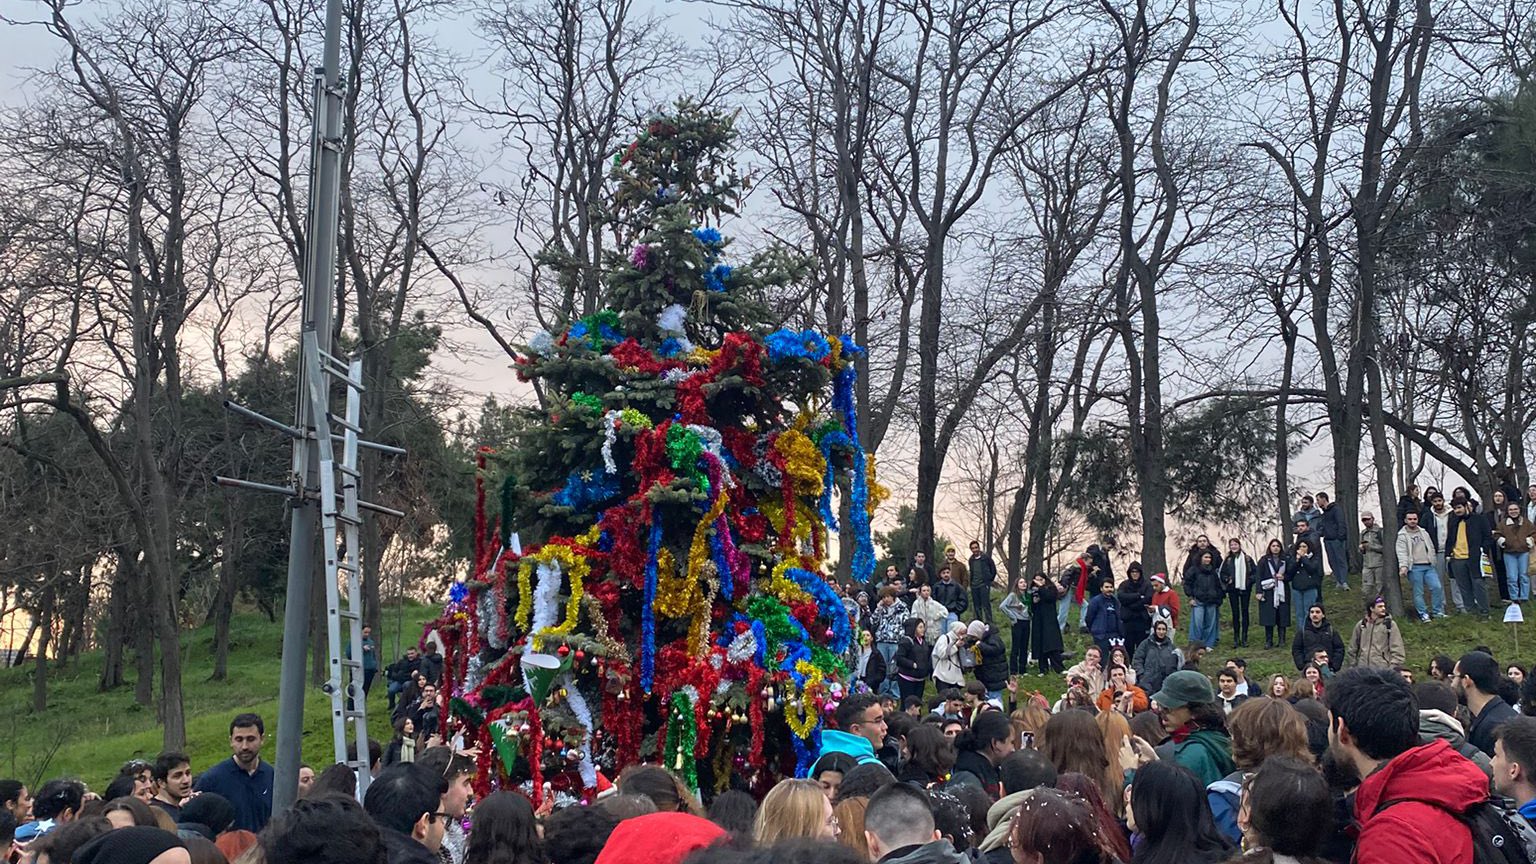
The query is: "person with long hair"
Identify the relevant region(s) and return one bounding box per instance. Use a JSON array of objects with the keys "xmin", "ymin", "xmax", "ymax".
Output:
[
  {"xmin": 1126, "ymin": 761, "xmax": 1231, "ymax": 864},
  {"xmin": 1055, "ymin": 773, "xmax": 1133, "ymax": 863},
  {"xmin": 1207, "ymin": 698, "xmax": 1312, "ymax": 842},
  {"xmin": 1029, "ymin": 572, "xmax": 1066, "ymax": 673},
  {"xmin": 385, "ymin": 716, "xmax": 418, "ymax": 766},
  {"xmin": 1255, "ymin": 539, "xmax": 1290, "ymax": 648},
  {"xmin": 1007, "ymin": 787, "xmax": 1114, "ymax": 864},
  {"xmin": 952, "ymin": 711, "xmax": 1017, "ymax": 798},
  {"xmin": 1095, "ymin": 711, "xmax": 1132, "ymax": 816},
  {"xmin": 832, "ymin": 795, "xmax": 869, "ymax": 860},
  {"xmin": 1429, "ymin": 654, "xmax": 1454, "ymax": 681},
  {"xmin": 899, "ymin": 723, "xmax": 957, "ymax": 787},
  {"xmin": 1010, "ymin": 698, "xmax": 1051, "ymax": 751},
  {"xmin": 1038, "ymin": 712, "xmax": 1109, "ymax": 802},
  {"xmin": 465, "ymin": 791, "xmax": 541, "ymax": 864},
  {"xmin": 1229, "ymin": 757, "xmax": 1335, "ymax": 864},
  {"xmin": 893, "ymin": 618, "xmax": 933, "ymax": 703},
  {"xmin": 755, "ymin": 779, "xmax": 837, "ymax": 845},
  {"xmin": 1266, "ymin": 675, "xmax": 1289, "ymax": 700}
]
